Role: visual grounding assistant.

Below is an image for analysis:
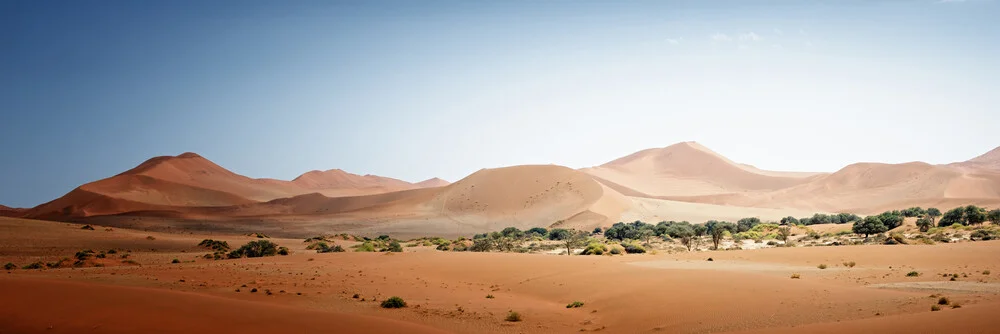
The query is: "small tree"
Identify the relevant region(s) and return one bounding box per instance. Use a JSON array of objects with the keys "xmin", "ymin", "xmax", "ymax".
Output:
[
  {"xmin": 853, "ymin": 216, "xmax": 887, "ymax": 238},
  {"xmin": 777, "ymin": 226, "xmax": 792, "ymax": 242},
  {"xmin": 638, "ymin": 227, "xmax": 655, "ymax": 247},
  {"xmin": 965, "ymin": 205, "xmax": 987, "ymax": 226},
  {"xmin": 780, "ymin": 216, "xmax": 799, "ymax": 225},
  {"xmin": 988, "ymin": 209, "xmax": 1000, "ymax": 226},
  {"xmin": 736, "ymin": 217, "xmax": 761, "ymax": 232},
  {"xmin": 550, "ymin": 229, "xmax": 588, "ymax": 255},
  {"xmin": 915, "ymin": 217, "xmax": 933, "ymax": 232},
  {"xmin": 706, "ymin": 221, "xmax": 735, "ymax": 250},
  {"xmin": 926, "ymin": 208, "xmax": 942, "ymax": 224},
  {"xmin": 939, "ymin": 207, "xmax": 966, "ymax": 227}
]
